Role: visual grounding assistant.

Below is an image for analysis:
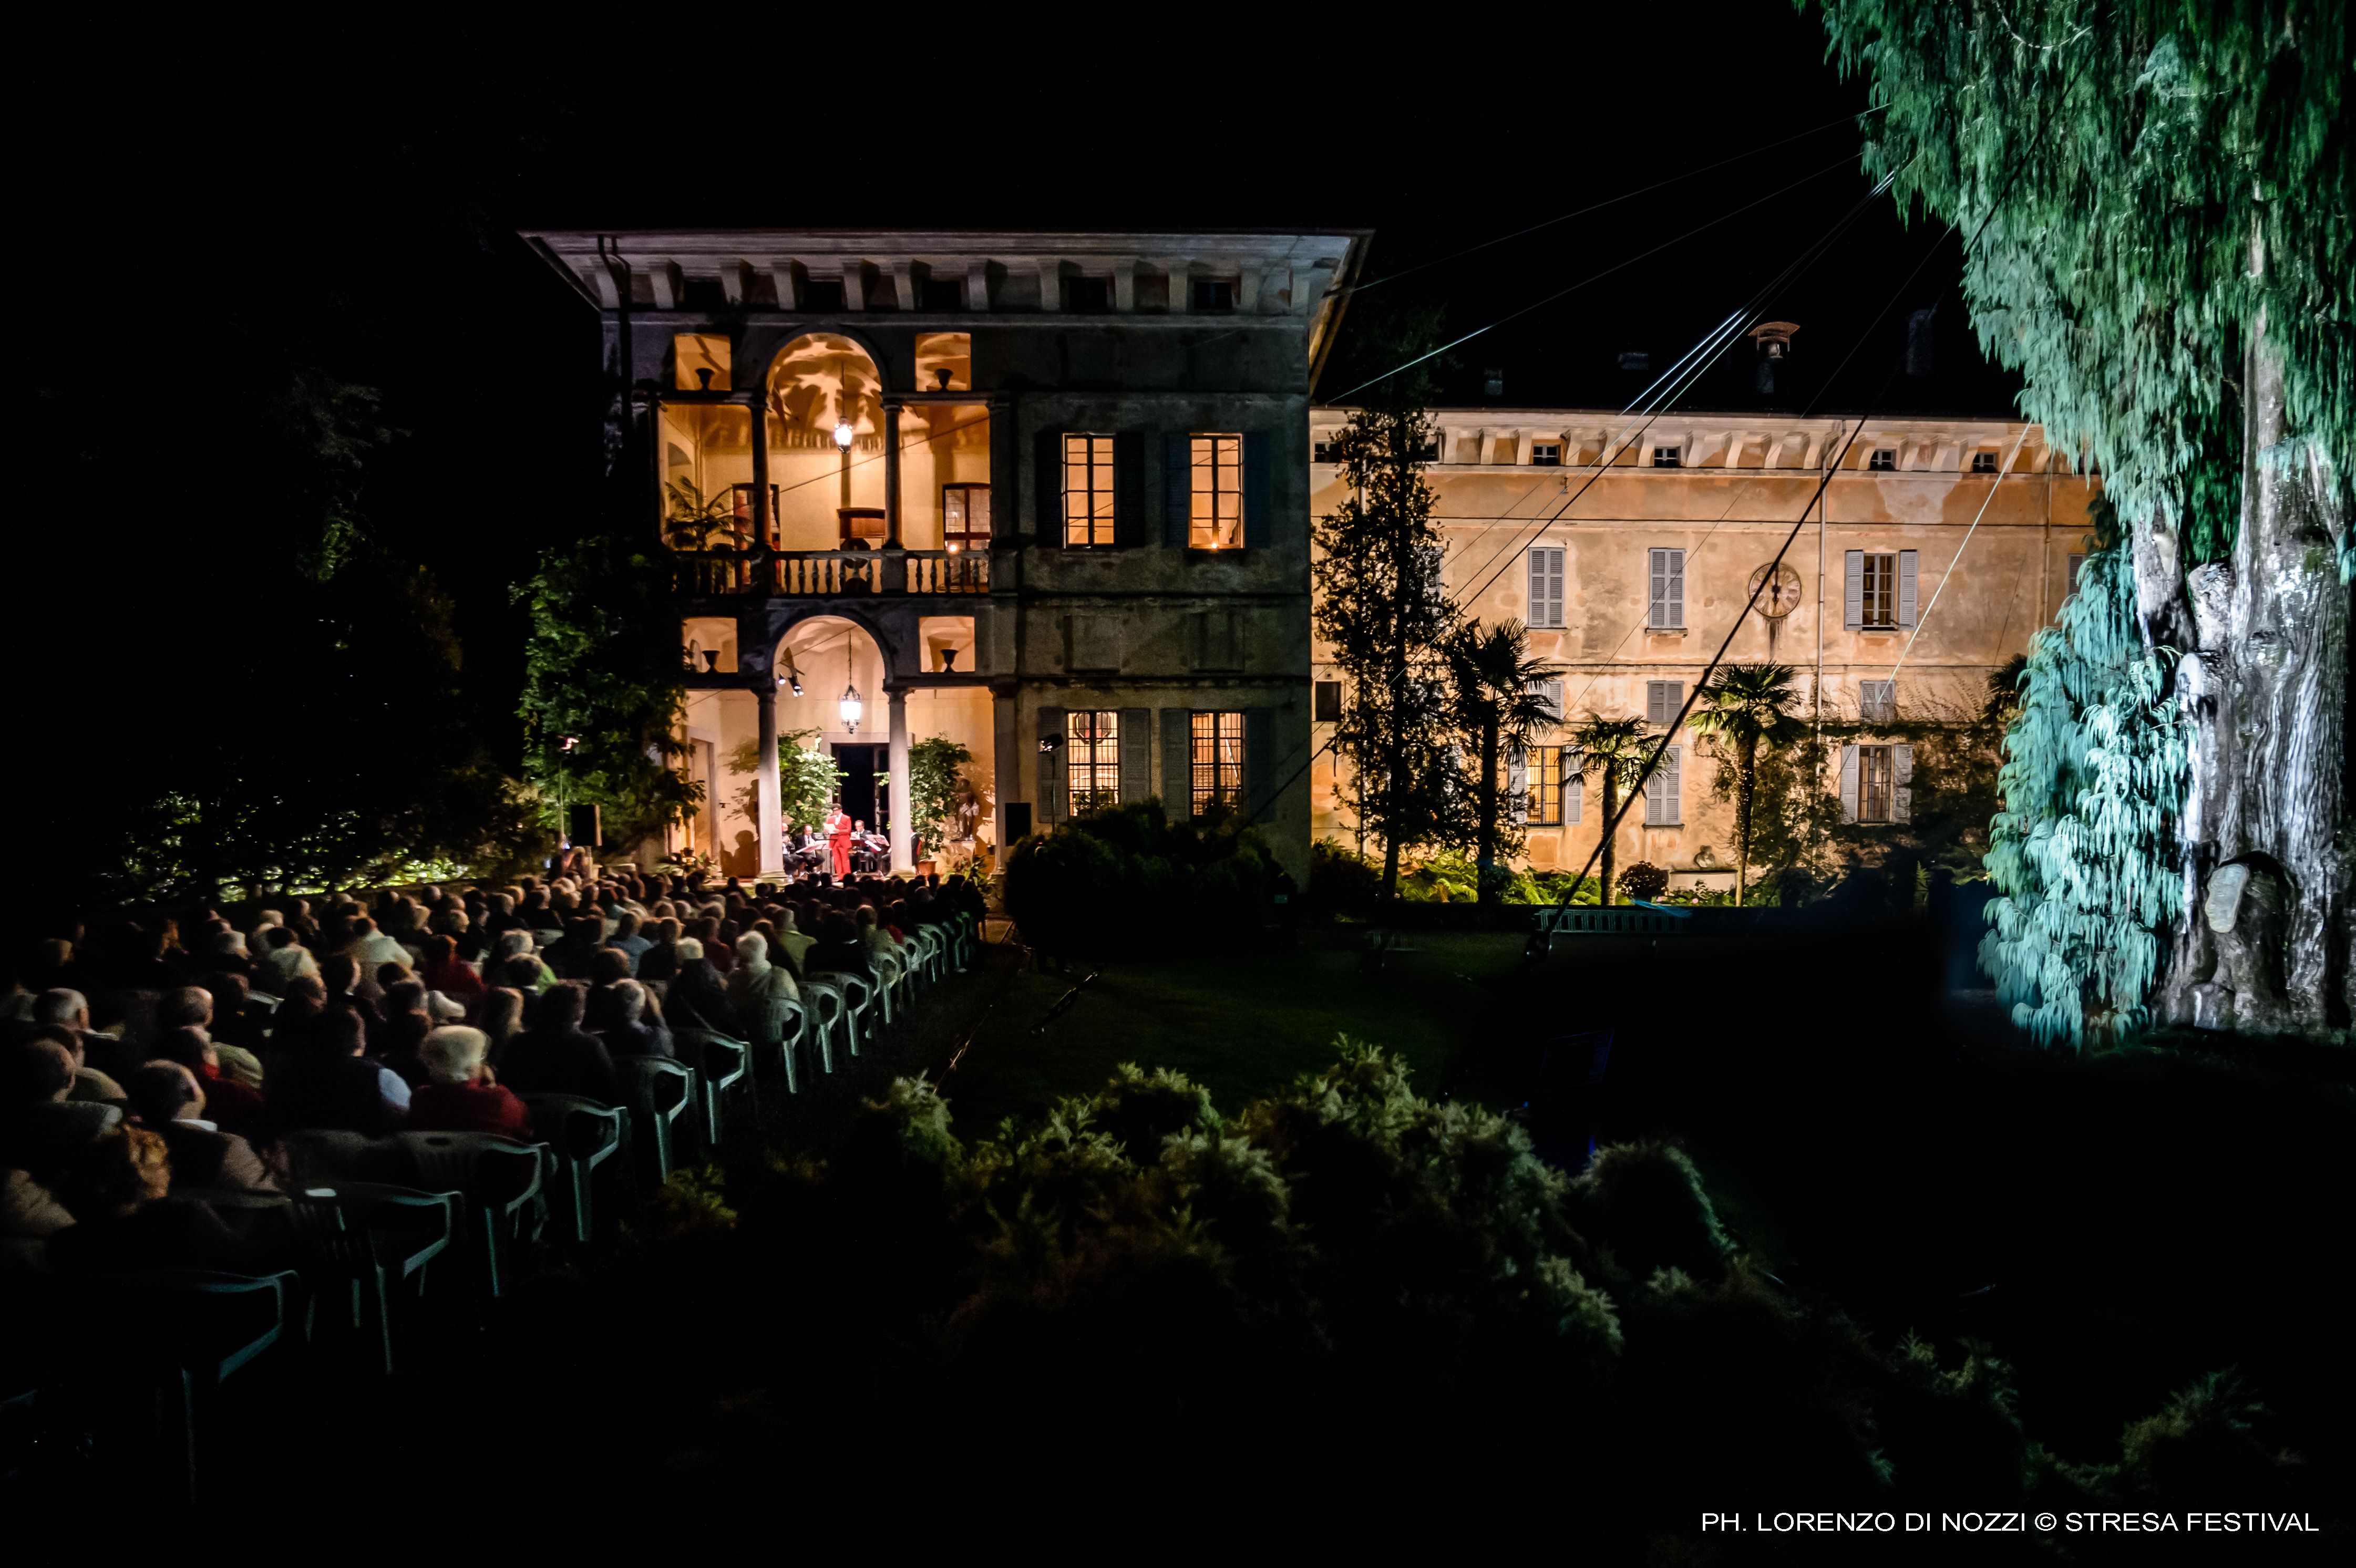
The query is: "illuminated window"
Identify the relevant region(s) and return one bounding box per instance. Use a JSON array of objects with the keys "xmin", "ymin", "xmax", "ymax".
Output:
[
  {"xmin": 943, "ymin": 483, "xmax": 990, "ymax": 552},
  {"xmin": 1190, "ymin": 711, "xmax": 1245, "ymax": 816},
  {"xmin": 1857, "ymin": 744, "xmax": 1894, "ymax": 822},
  {"xmin": 1190, "ymin": 434, "xmax": 1244, "ymax": 550},
  {"xmin": 1648, "ymin": 548, "xmax": 1685, "ymax": 628},
  {"xmin": 1528, "ymin": 546, "xmax": 1564, "ymax": 627},
  {"xmin": 1067, "ymin": 711, "xmax": 1122, "ymax": 815},
  {"xmin": 1063, "ymin": 435, "xmax": 1117, "ymax": 548},
  {"xmin": 1859, "ymin": 551, "xmax": 1899, "ymax": 628},
  {"xmin": 1528, "ymin": 746, "xmax": 1565, "ymax": 826},
  {"xmin": 1868, "ymin": 449, "xmax": 1898, "ymax": 471},
  {"xmin": 1531, "ymin": 441, "xmax": 1562, "ymax": 466}
]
